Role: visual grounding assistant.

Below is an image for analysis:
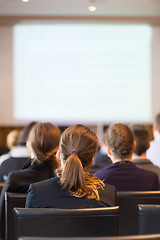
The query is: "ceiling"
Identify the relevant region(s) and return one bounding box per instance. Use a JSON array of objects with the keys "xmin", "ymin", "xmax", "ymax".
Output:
[{"xmin": 0, "ymin": 0, "xmax": 160, "ymax": 17}]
